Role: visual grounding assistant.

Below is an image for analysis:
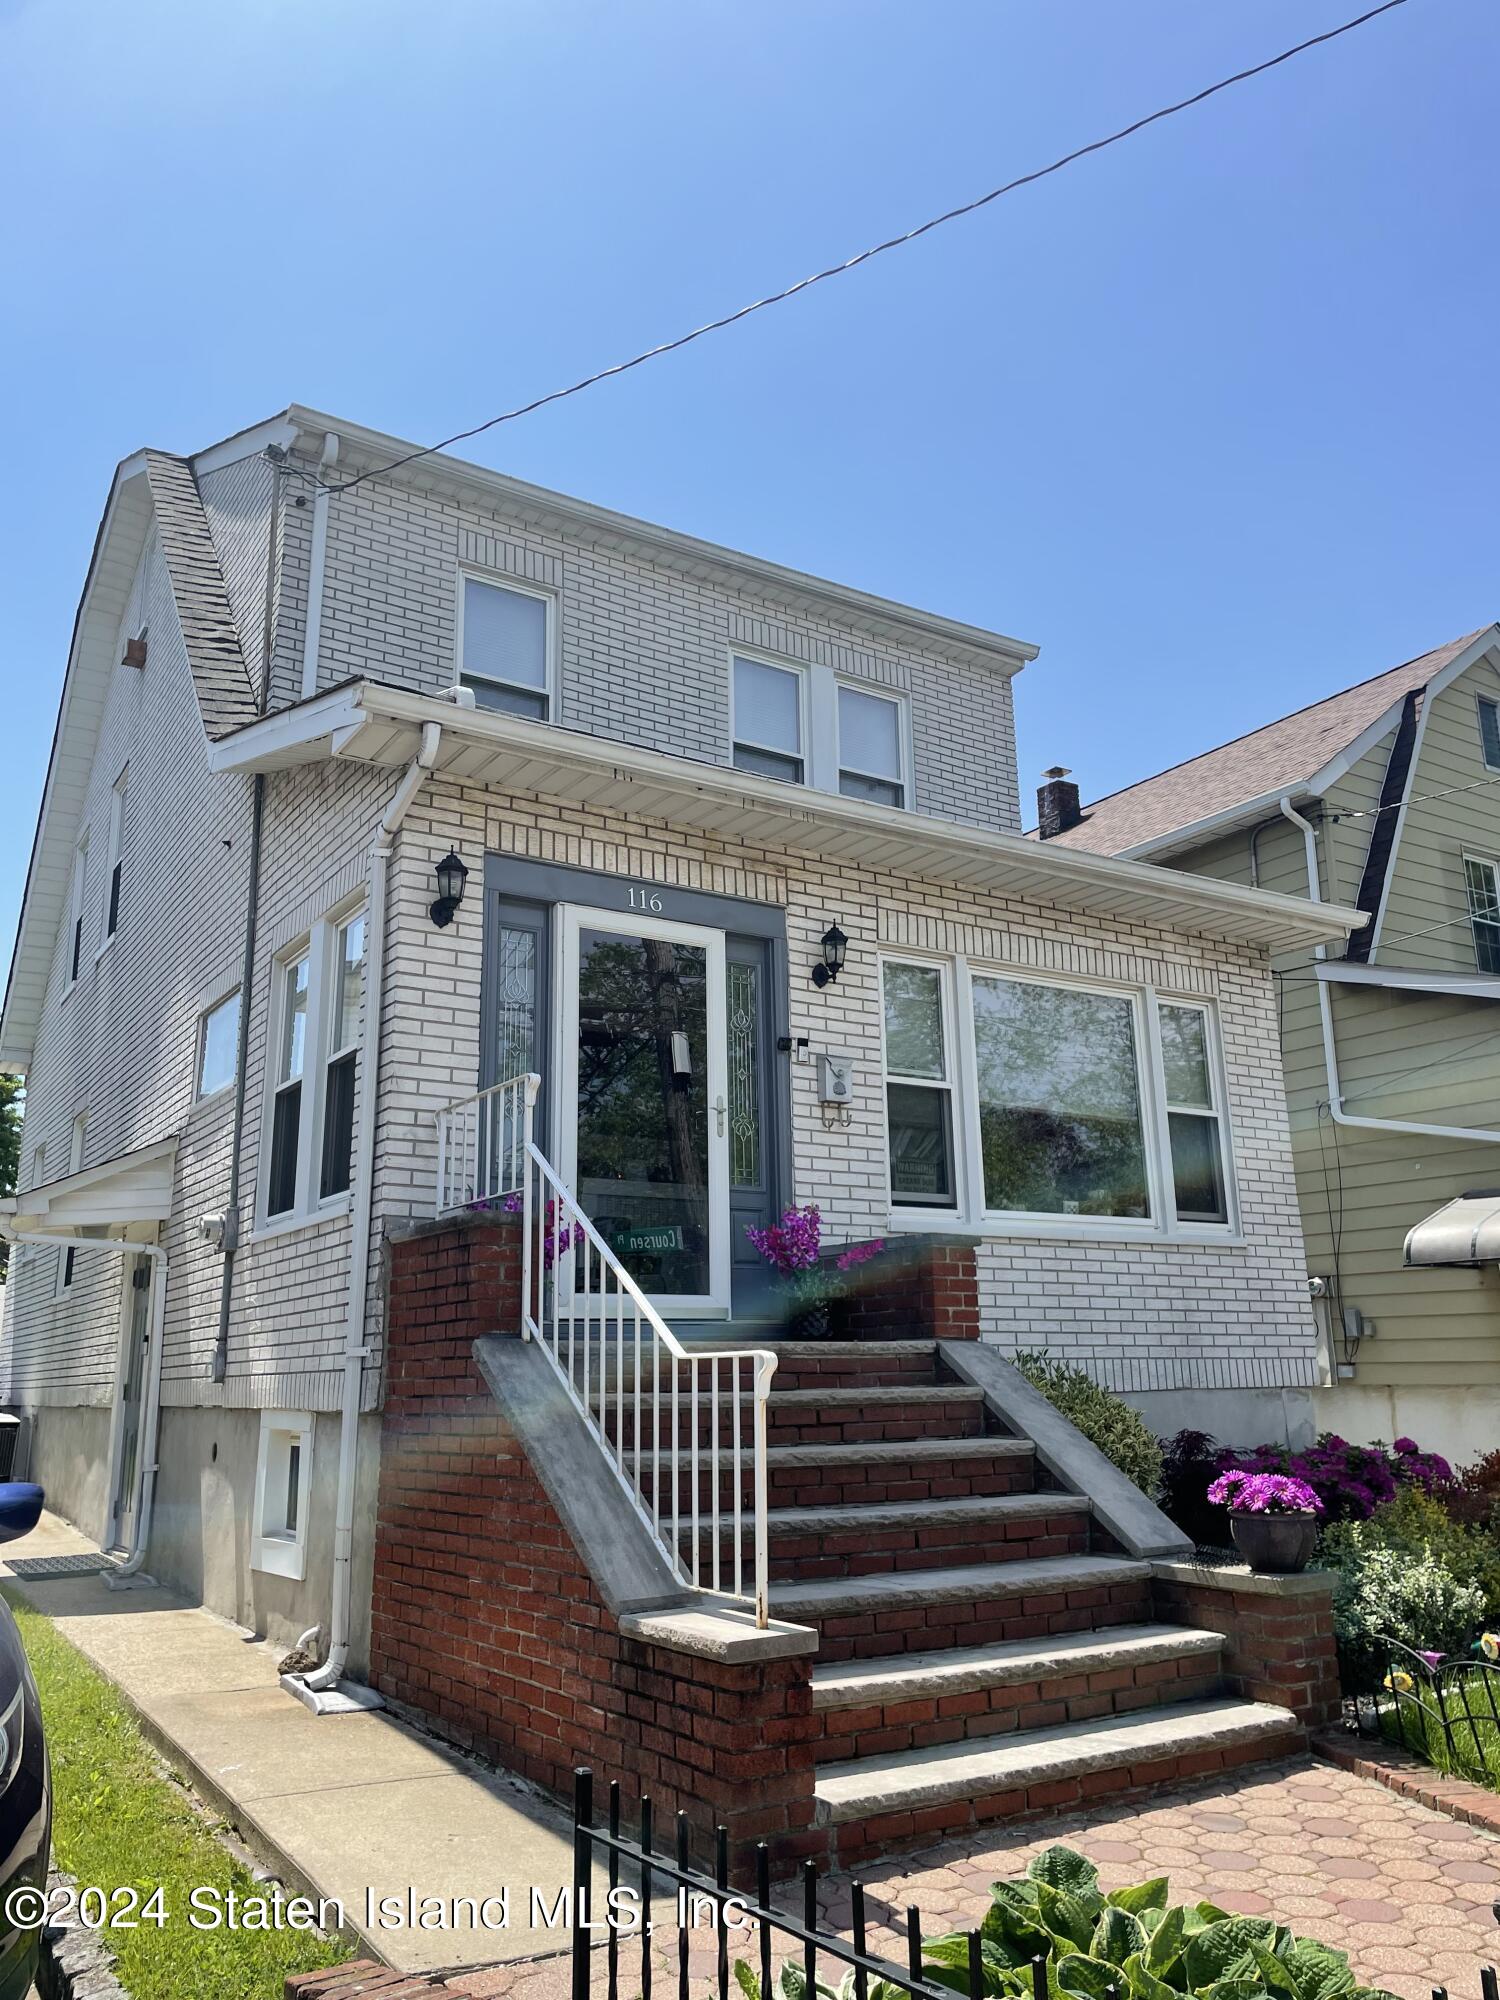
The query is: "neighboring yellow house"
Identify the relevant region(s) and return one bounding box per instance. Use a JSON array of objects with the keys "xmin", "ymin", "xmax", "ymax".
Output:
[{"xmin": 1038, "ymin": 625, "xmax": 1500, "ymax": 1462}]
